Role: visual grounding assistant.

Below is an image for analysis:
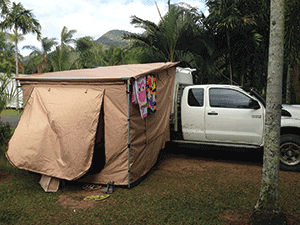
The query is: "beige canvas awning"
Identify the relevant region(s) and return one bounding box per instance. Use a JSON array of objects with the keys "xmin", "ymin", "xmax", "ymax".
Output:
[
  {"xmin": 16, "ymin": 62, "xmax": 180, "ymax": 82},
  {"xmin": 6, "ymin": 86, "xmax": 104, "ymax": 180}
]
